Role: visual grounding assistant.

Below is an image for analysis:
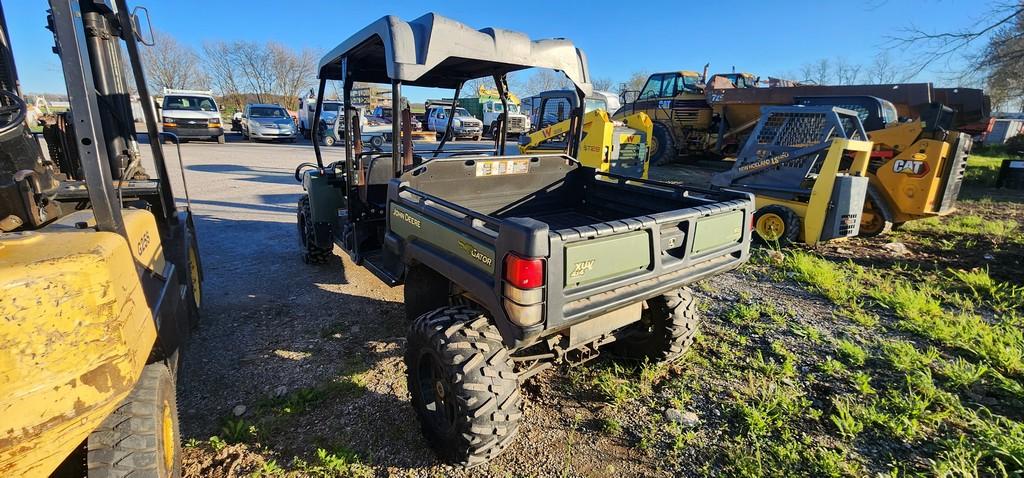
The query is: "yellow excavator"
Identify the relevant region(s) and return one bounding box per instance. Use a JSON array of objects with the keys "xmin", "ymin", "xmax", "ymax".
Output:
[
  {"xmin": 519, "ymin": 89, "xmax": 653, "ymax": 178},
  {"xmin": 0, "ymin": 1, "xmax": 200, "ymax": 476}
]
